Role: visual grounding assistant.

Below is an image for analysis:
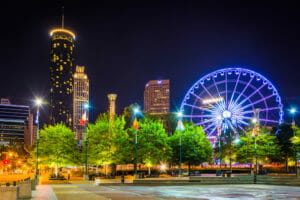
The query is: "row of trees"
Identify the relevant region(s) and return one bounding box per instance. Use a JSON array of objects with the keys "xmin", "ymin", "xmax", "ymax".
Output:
[
  {"xmin": 33, "ymin": 107, "xmax": 213, "ymax": 175},
  {"xmin": 31, "ymin": 105, "xmax": 300, "ymax": 174},
  {"xmin": 216, "ymin": 124, "xmax": 300, "ymax": 172}
]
